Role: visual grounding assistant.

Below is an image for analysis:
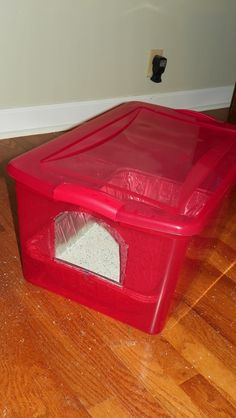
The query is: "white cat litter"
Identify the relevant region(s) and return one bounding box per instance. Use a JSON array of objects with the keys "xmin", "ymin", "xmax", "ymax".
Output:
[{"xmin": 55, "ymin": 220, "xmax": 120, "ymax": 283}]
